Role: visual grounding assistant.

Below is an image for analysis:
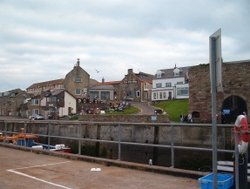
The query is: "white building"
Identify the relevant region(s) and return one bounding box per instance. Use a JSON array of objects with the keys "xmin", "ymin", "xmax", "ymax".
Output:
[
  {"xmin": 40, "ymin": 89, "xmax": 77, "ymax": 118},
  {"xmin": 152, "ymin": 66, "xmax": 190, "ymax": 101}
]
